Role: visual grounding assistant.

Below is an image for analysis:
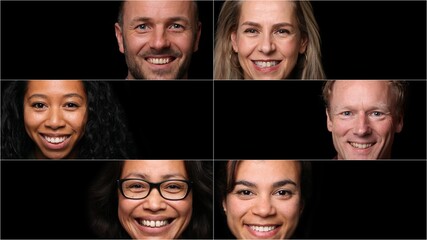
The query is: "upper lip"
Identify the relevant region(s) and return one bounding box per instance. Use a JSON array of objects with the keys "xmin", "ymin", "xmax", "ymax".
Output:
[{"xmin": 40, "ymin": 133, "xmax": 71, "ymax": 137}]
